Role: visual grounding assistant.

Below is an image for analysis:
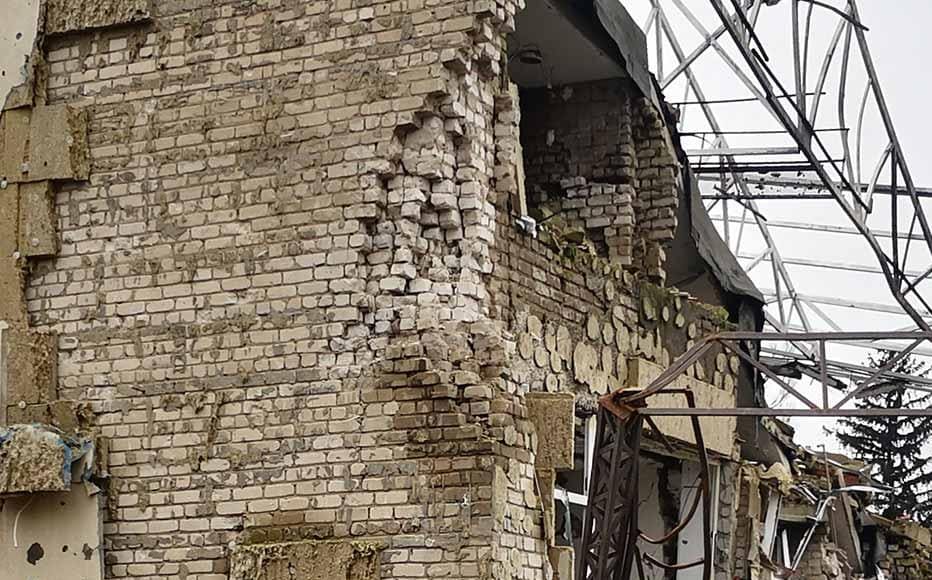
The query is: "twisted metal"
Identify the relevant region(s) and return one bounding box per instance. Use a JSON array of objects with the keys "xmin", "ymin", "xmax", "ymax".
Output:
[{"xmin": 641, "ymin": 0, "xmax": 932, "ymax": 351}]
